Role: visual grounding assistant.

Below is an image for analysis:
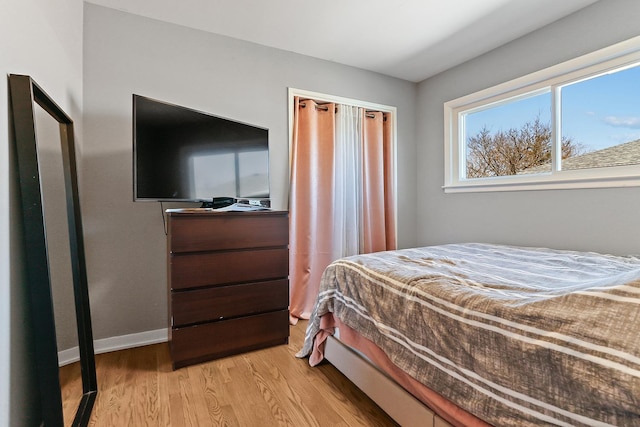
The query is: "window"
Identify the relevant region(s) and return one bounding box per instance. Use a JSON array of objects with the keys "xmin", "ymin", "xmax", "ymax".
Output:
[{"xmin": 444, "ymin": 36, "xmax": 640, "ymax": 192}]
